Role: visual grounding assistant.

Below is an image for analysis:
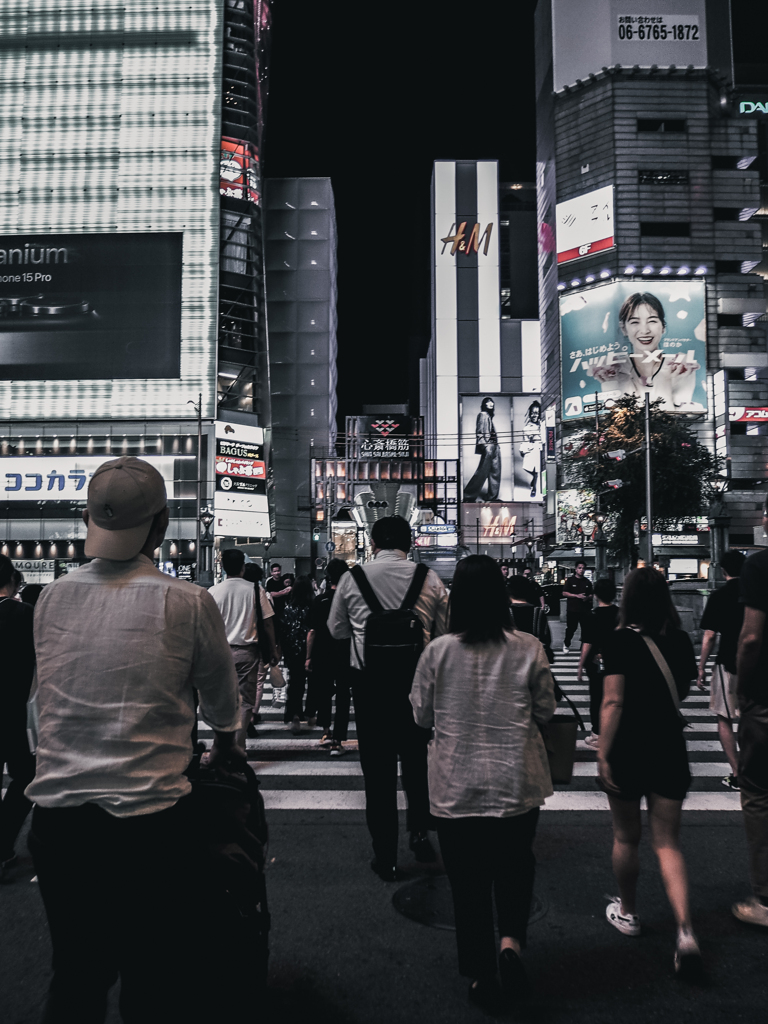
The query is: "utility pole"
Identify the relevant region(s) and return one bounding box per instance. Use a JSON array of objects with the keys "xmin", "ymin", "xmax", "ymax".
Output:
[
  {"xmin": 188, "ymin": 394, "xmax": 203, "ymax": 582},
  {"xmin": 644, "ymin": 392, "xmax": 653, "ymax": 567}
]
